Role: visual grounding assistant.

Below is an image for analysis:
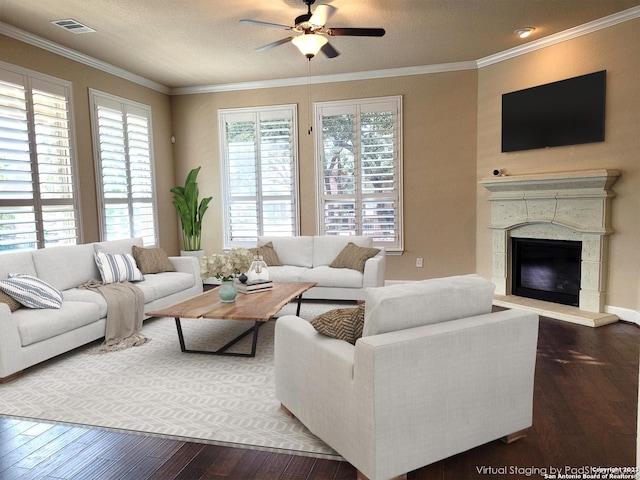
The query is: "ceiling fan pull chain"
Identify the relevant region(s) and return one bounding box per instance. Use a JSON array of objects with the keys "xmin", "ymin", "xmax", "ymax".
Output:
[{"xmin": 307, "ymin": 59, "xmax": 313, "ymax": 135}]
